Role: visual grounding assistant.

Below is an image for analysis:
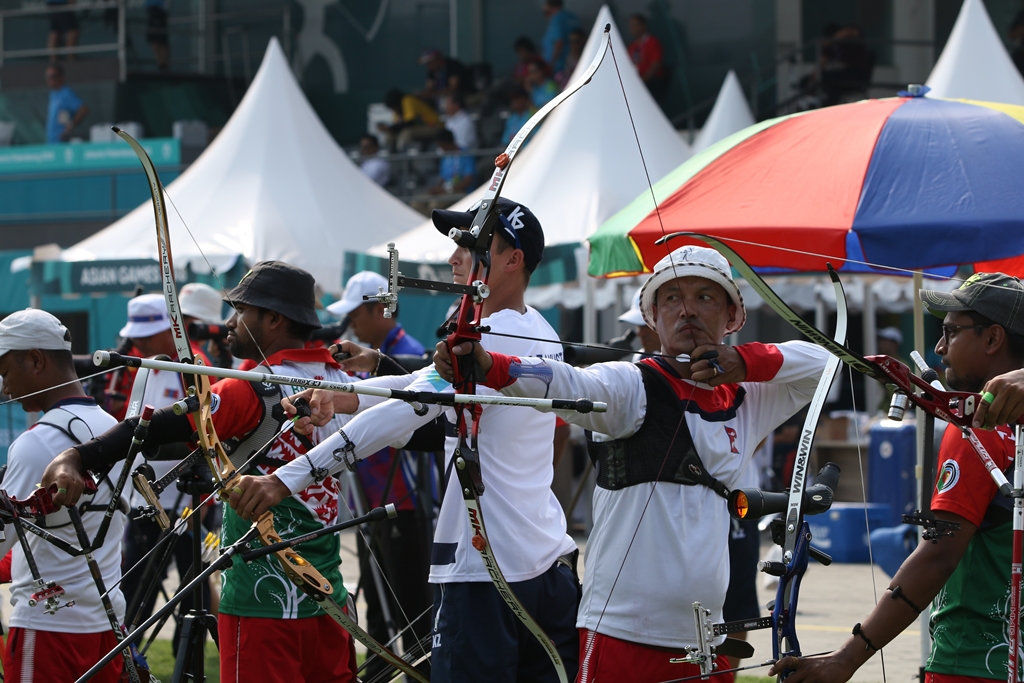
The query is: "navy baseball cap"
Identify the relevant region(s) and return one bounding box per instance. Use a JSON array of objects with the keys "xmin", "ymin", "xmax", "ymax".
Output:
[{"xmin": 431, "ymin": 198, "xmax": 545, "ymax": 272}]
